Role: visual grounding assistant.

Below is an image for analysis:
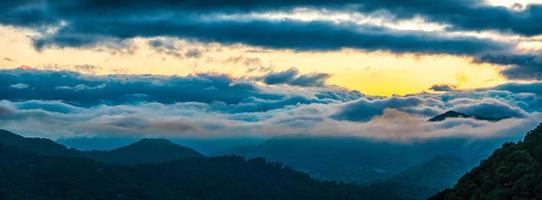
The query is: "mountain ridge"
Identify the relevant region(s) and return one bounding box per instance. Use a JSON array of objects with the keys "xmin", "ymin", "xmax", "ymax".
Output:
[
  {"xmin": 0, "ymin": 129, "xmax": 204, "ymax": 164},
  {"xmin": 86, "ymin": 138, "xmax": 205, "ymax": 164}
]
